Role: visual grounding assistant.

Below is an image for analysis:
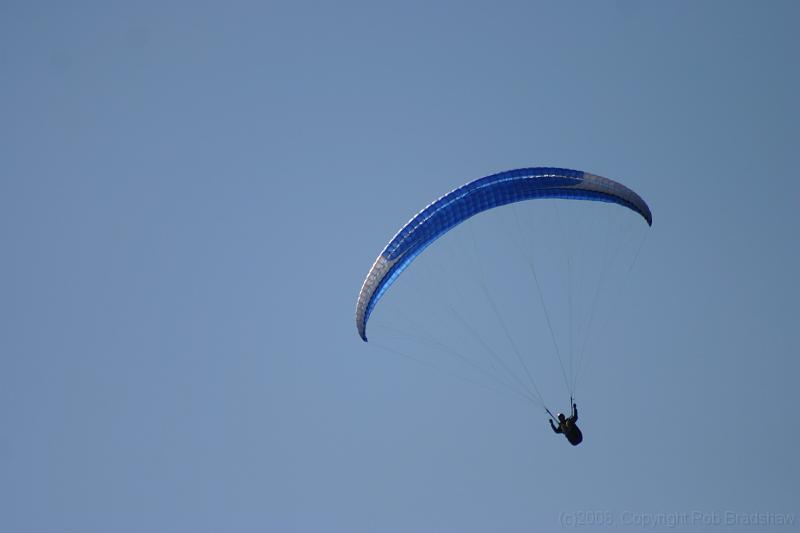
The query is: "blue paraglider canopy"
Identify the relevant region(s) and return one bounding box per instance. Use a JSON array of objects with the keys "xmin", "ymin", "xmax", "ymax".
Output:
[{"xmin": 355, "ymin": 167, "xmax": 652, "ymax": 342}]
